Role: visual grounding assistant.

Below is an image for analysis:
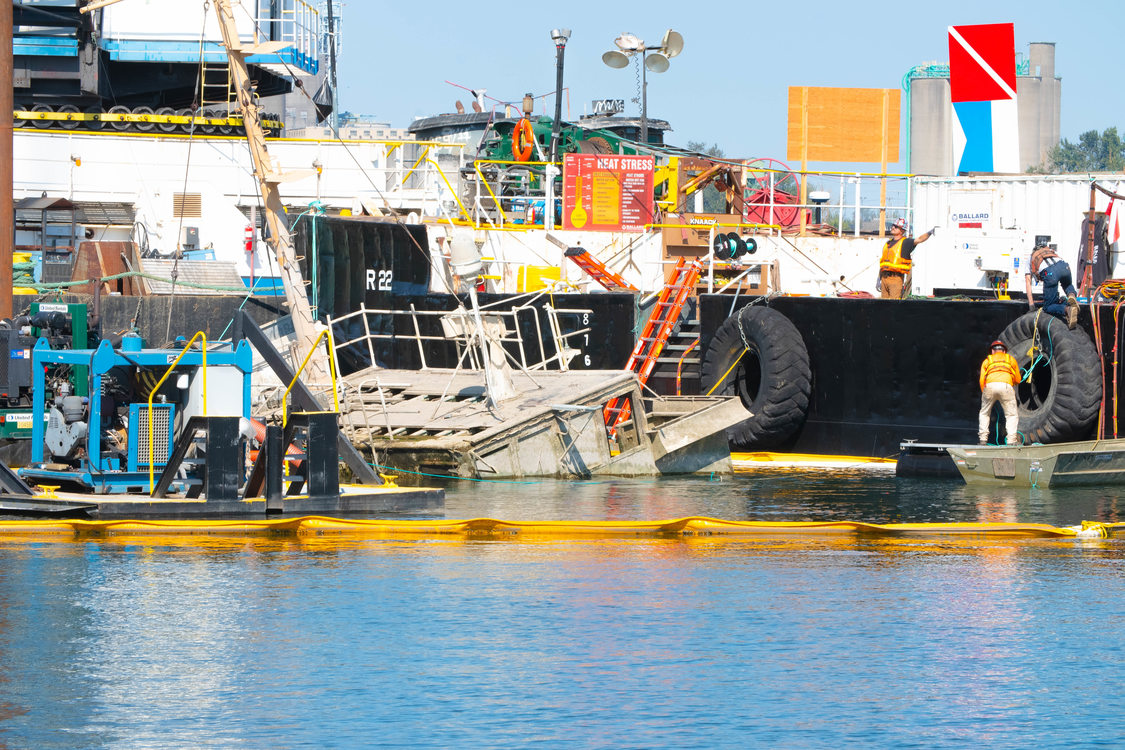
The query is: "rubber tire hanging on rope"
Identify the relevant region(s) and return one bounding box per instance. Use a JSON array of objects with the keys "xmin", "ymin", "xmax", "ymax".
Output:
[
  {"xmin": 701, "ymin": 305, "xmax": 812, "ymax": 449},
  {"xmin": 998, "ymin": 312, "xmax": 1102, "ymax": 444},
  {"xmin": 512, "ymin": 118, "xmax": 534, "ymax": 162}
]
